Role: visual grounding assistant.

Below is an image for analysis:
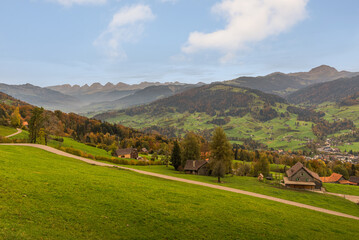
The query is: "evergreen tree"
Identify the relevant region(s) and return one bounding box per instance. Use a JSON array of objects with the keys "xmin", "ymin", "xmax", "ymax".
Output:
[
  {"xmin": 171, "ymin": 141, "xmax": 182, "ymax": 171},
  {"xmin": 182, "ymin": 132, "xmax": 200, "ymax": 166},
  {"xmin": 209, "ymin": 127, "xmax": 233, "ymax": 183}
]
